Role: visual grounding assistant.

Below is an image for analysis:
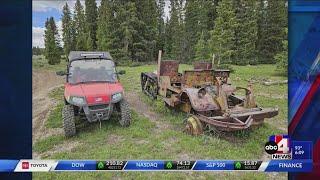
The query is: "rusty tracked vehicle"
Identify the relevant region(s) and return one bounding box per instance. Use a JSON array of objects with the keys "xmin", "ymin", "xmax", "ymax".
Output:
[{"xmin": 141, "ymin": 51, "xmax": 278, "ymax": 135}]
